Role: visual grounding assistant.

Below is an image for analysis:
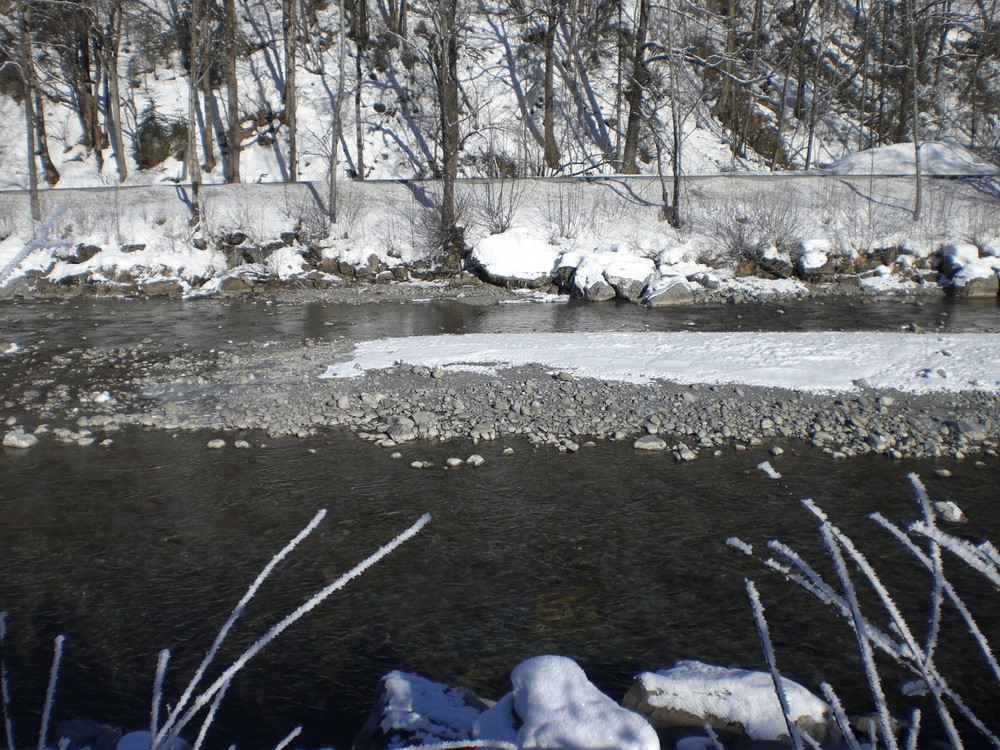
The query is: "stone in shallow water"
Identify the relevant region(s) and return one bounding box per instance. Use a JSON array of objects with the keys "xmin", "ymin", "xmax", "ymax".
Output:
[
  {"xmin": 3, "ymin": 431, "xmax": 38, "ymax": 449},
  {"xmin": 634, "ymin": 435, "xmax": 667, "ymax": 451},
  {"xmin": 207, "ymin": 438, "xmax": 226, "ymax": 449}
]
